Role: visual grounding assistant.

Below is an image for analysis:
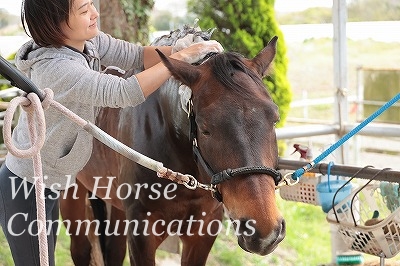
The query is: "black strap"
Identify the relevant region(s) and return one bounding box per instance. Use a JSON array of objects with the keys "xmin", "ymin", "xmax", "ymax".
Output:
[
  {"xmin": 192, "ymin": 144, "xmax": 215, "ymax": 178},
  {"xmin": 0, "ymin": 55, "xmax": 45, "ymax": 100},
  {"xmin": 211, "ymin": 166, "xmax": 282, "ymax": 186}
]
